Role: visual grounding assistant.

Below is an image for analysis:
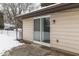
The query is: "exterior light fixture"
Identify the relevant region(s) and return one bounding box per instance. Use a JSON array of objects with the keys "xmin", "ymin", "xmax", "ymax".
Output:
[{"xmin": 53, "ymin": 20, "xmax": 56, "ymax": 24}]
